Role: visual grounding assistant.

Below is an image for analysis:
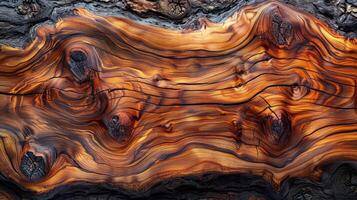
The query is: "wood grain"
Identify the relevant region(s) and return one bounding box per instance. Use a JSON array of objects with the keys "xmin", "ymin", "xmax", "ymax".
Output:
[{"xmin": 0, "ymin": 0, "xmax": 356, "ymax": 195}]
